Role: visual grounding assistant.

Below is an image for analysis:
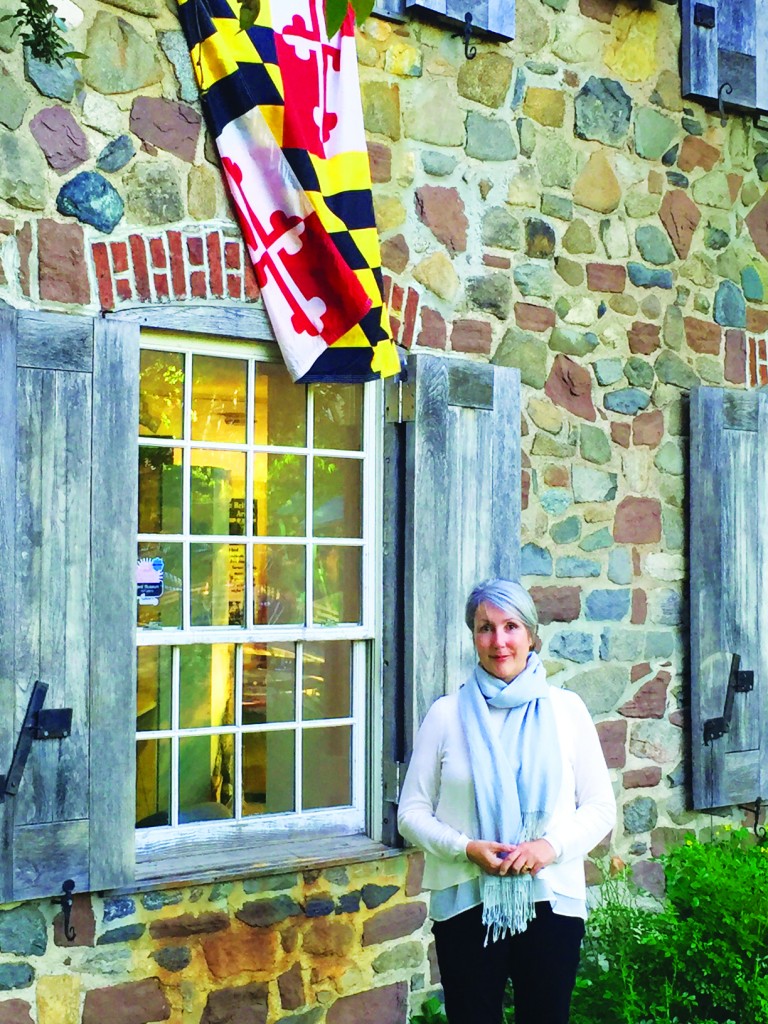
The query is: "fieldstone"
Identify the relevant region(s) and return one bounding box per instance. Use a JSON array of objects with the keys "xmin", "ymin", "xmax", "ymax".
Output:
[
  {"xmin": 466, "ymin": 273, "xmax": 511, "ymax": 320},
  {"xmin": 575, "ymin": 77, "xmax": 632, "ymax": 146},
  {"xmin": 628, "ymin": 321, "xmax": 660, "ymax": 355},
  {"xmin": 362, "ymin": 904, "xmax": 427, "ymax": 946},
  {"xmin": 0, "ymin": 65, "xmax": 29, "ymax": 130},
  {"xmin": 82, "ymin": 979, "xmax": 171, "ymax": 1024},
  {"xmin": 614, "ymin": 496, "xmax": 661, "ymax": 544},
  {"xmin": 381, "ymin": 235, "xmax": 409, "ymax": 274},
  {"xmin": 516, "ymin": 302, "xmax": 555, "ymax": 332},
  {"xmin": 633, "ymin": 409, "xmax": 664, "ymax": 446},
  {"xmin": 600, "ymin": 627, "xmax": 645, "ymax": 662},
  {"xmin": 277, "ymin": 962, "xmax": 304, "ymax": 1010},
  {"xmin": 541, "ymin": 489, "xmax": 573, "ymax": 516},
  {"xmin": 451, "ymin": 320, "xmax": 491, "ymax": 354},
  {"xmin": 530, "ymin": 585, "xmax": 581, "ymax": 623},
  {"xmin": 580, "ymin": 527, "xmax": 613, "ymax": 551},
  {"xmin": 604, "ymin": 388, "xmax": 651, "ymax": 414},
  {"xmin": 592, "ymin": 358, "xmax": 623, "ymax": 386},
  {"xmin": 654, "ymin": 350, "xmax": 699, "ymax": 389},
  {"xmin": 654, "ymin": 440, "xmax": 684, "ymax": 476},
  {"xmin": 80, "ymin": 948, "xmax": 131, "ymax": 976},
  {"xmin": 361, "ymin": 884, "xmax": 399, "ymax": 910},
  {"xmin": 415, "ymin": 186, "xmax": 467, "ymax": 254},
  {"xmin": 493, "ymin": 329, "xmax": 548, "ymax": 388},
  {"xmin": 0, "ymin": 964, "xmax": 34, "ymax": 991},
  {"xmin": 538, "ymin": 136, "xmax": 580, "ymax": 190},
  {"xmin": 149, "ymin": 912, "xmax": 229, "ymax": 939},
  {"xmin": 525, "ymin": 217, "xmax": 556, "ymax": 259},
  {"xmin": 624, "ymin": 357, "xmax": 654, "ymax": 389},
  {"xmin": 634, "ymin": 107, "xmax": 677, "ymax": 160},
  {"xmin": 555, "ymin": 257, "xmax": 585, "ymax": 287},
  {"xmin": 667, "ymin": 171, "xmax": 689, "ymax": 188},
  {"xmin": 482, "ymin": 207, "xmax": 520, "ymax": 249},
  {"xmin": 124, "ymin": 161, "xmax": 183, "ymax": 226},
  {"xmin": 645, "ymin": 553, "xmax": 684, "ymax": 582},
  {"xmin": 130, "ymin": 97, "xmax": 200, "ymax": 163},
  {"xmin": 413, "ymin": 252, "xmax": 459, "ymax": 301},
  {"xmin": 683, "ymin": 316, "xmax": 720, "ymax": 355},
  {"xmin": 242, "ymin": 874, "xmax": 297, "ymax": 894},
  {"xmin": 523, "ymin": 87, "xmax": 565, "ymax": 128},
  {"xmin": 545, "ymin": 354, "xmax": 596, "ymax": 421},
  {"xmin": 96, "ymin": 134, "xmax": 135, "ymax": 173},
  {"xmin": 199, "ymin": 983, "xmax": 268, "ymax": 1024},
  {"xmin": 587, "ymin": 263, "xmax": 626, "ymax": 293},
  {"xmin": 24, "ymin": 49, "xmax": 82, "ymax": 101},
  {"xmin": 159, "ymin": 30, "xmax": 199, "ymax": 103},
  {"xmin": 624, "ymin": 767, "xmax": 662, "ymax": 788},
  {"xmin": 705, "ymin": 224, "xmax": 730, "ymax": 251},
  {"xmin": 372, "ymin": 941, "xmax": 423, "ymax": 974},
  {"xmin": 521, "ymin": 542, "xmax": 553, "ymax": 576},
  {"xmin": 741, "ymin": 265, "xmax": 763, "ymax": 302},
  {"xmin": 649, "ymin": 589, "xmax": 682, "ymax": 625},
  {"xmin": 517, "ymin": 117, "xmax": 536, "ymax": 157},
  {"xmin": 596, "ymin": 719, "xmax": 627, "ymax": 768},
  {"xmin": 457, "ymin": 52, "xmax": 513, "ymax": 108},
  {"xmin": 549, "ymin": 631, "xmax": 594, "ymax": 664},
  {"xmin": 600, "ymin": 218, "xmax": 630, "ymax": 259},
  {"xmin": 529, "ymin": 398, "xmax": 563, "ymax": 433},
  {"xmin": 466, "ymin": 111, "xmax": 517, "ymax": 160},
  {"xmin": 0, "ymin": 130, "xmax": 47, "ymax": 209},
  {"xmin": 0, "ymin": 906, "xmax": 46, "ymax": 956},
  {"xmin": 641, "ymin": 294, "xmax": 662, "ymax": 320},
  {"xmin": 533, "ymin": 434, "xmax": 575, "ymax": 458},
  {"xmin": 619, "ymin": 672, "xmax": 669, "ymax": 717},
  {"xmin": 661, "ymin": 505, "xmax": 684, "ymax": 551},
  {"xmin": 363, "ymin": 81, "xmax": 401, "ymax": 140},
  {"xmin": 335, "ymin": 891, "xmax": 362, "ymax": 914},
  {"xmin": 103, "ymin": 897, "xmax": 135, "ymax": 922},
  {"xmin": 604, "ymin": 5, "xmax": 659, "ymax": 81},
  {"xmin": 97, "ymin": 924, "xmax": 146, "ymax": 944},
  {"xmin": 580, "ymin": 424, "xmax": 611, "ymax": 464},
  {"xmin": 280, "ymin": 1012, "xmax": 323, "ymax": 1024},
  {"xmin": 567, "ymin": 665, "xmax": 627, "ymax": 718},
  {"xmin": 585, "ymin": 589, "xmax": 631, "ymax": 621},
  {"xmin": 152, "ymin": 946, "xmax": 192, "ymax": 972},
  {"xmin": 514, "ymin": 263, "xmax": 552, "ymax": 298},
  {"xmin": 623, "ymin": 797, "xmax": 658, "ymax": 834},
  {"xmin": 555, "ymin": 557, "xmax": 601, "ymax": 578},
  {"xmin": 713, "ymin": 279, "xmax": 746, "ymax": 327},
  {"xmin": 30, "ymin": 106, "xmax": 88, "ymax": 173},
  {"xmin": 746, "ymin": 191, "xmax": 768, "ymax": 260},
  {"xmin": 627, "ymin": 263, "xmax": 674, "ymax": 289},
  {"xmin": 82, "ymin": 13, "xmax": 163, "ymax": 94},
  {"xmin": 625, "ymin": 189, "xmax": 661, "ymax": 219},
  {"xmin": 422, "ymin": 151, "xmax": 456, "ymax": 177},
  {"xmin": 57, "ymin": 171, "xmax": 124, "ymax": 233},
  {"xmin": 552, "ymin": 16, "xmax": 607, "ymax": 64},
  {"xmin": 691, "ymin": 171, "xmax": 734, "ymax": 210},
  {"xmin": 507, "ymin": 163, "xmax": 540, "ymax": 207},
  {"xmin": 724, "ymin": 329, "xmax": 747, "ymax": 385},
  {"xmin": 550, "ymin": 327, "xmax": 599, "ymax": 357},
  {"xmin": 0, "ymin": 999, "xmax": 33, "ymax": 1024},
  {"xmin": 629, "ymin": 719, "xmax": 680, "ymax": 764},
  {"xmin": 663, "ymin": 304, "xmax": 685, "ymax": 351},
  {"xmin": 516, "ymin": 0, "xmax": 550, "ymax": 52},
  {"xmin": 608, "ymin": 548, "xmax": 632, "ymax": 585},
  {"xmin": 81, "ymin": 93, "xmax": 122, "ymax": 135},
  {"xmin": 572, "ymin": 465, "xmax": 617, "ymax": 502},
  {"xmin": 678, "ymin": 134, "xmax": 720, "ymax": 173},
  {"xmin": 635, "ymin": 225, "xmax": 675, "ymax": 265},
  {"xmin": 611, "ymin": 421, "xmax": 632, "ymax": 447},
  {"xmin": 563, "ymin": 219, "xmax": 596, "ymax": 255},
  {"xmin": 326, "ymin": 983, "xmax": 408, "ymax": 1024},
  {"xmin": 573, "ymin": 151, "xmax": 621, "ymax": 213},
  {"xmin": 374, "ymin": 195, "xmax": 406, "ymax": 232},
  {"xmin": 541, "ymin": 194, "xmax": 573, "ymax": 221}
]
